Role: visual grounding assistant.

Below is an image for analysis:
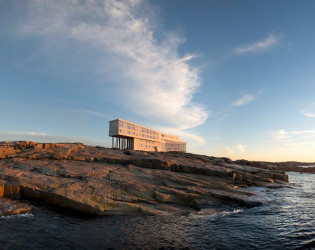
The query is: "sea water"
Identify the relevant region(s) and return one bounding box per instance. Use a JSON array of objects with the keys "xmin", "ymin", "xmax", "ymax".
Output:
[{"xmin": 0, "ymin": 172, "xmax": 314, "ymax": 250}]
